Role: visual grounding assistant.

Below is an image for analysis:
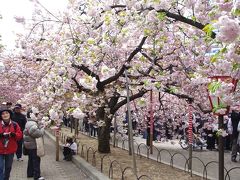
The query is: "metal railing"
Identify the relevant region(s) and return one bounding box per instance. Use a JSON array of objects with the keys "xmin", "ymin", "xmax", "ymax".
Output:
[
  {"xmin": 51, "ymin": 129, "xmax": 152, "ymax": 180},
  {"xmin": 52, "ymin": 128, "xmax": 240, "ymax": 180}
]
